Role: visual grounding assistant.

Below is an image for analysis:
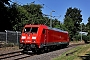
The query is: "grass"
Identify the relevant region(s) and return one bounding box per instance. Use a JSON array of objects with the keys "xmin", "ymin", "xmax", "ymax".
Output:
[{"xmin": 52, "ymin": 44, "xmax": 90, "ymax": 60}]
